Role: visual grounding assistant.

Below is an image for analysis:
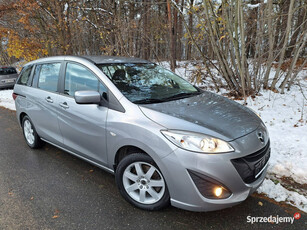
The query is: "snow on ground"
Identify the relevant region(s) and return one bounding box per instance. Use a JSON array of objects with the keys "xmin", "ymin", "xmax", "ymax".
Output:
[
  {"xmin": 258, "ymin": 179, "xmax": 307, "ymax": 213},
  {"xmin": 242, "ymin": 86, "xmax": 307, "ymax": 212},
  {"xmin": 243, "ymin": 86, "xmax": 307, "ymax": 185},
  {"xmin": 0, "ymin": 89, "xmax": 15, "ymax": 111},
  {"xmin": 0, "ymin": 62, "xmax": 306, "ymax": 212}
]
